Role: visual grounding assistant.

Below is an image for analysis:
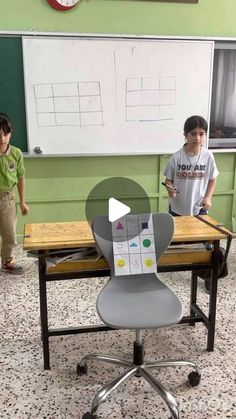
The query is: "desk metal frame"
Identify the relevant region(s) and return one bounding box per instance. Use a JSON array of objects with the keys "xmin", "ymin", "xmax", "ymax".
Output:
[{"xmin": 38, "ymin": 241, "xmax": 220, "ymax": 370}]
